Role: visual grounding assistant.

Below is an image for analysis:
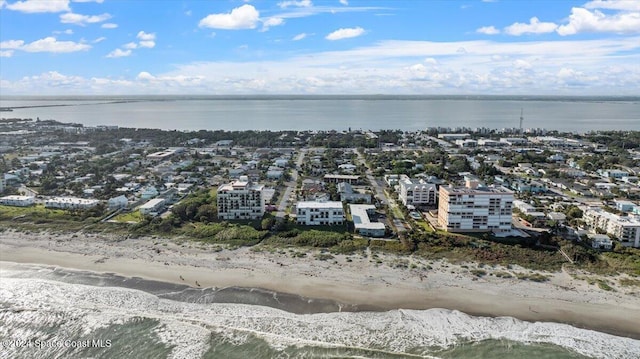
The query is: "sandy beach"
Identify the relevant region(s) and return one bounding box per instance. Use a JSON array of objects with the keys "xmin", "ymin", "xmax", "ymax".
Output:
[{"xmin": 1, "ymin": 230, "xmax": 639, "ymax": 339}]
